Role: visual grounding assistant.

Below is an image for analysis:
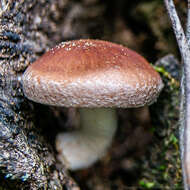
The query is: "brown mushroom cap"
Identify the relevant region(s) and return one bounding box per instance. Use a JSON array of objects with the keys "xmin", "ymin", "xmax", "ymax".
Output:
[{"xmin": 22, "ymin": 39, "xmax": 163, "ymax": 108}]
